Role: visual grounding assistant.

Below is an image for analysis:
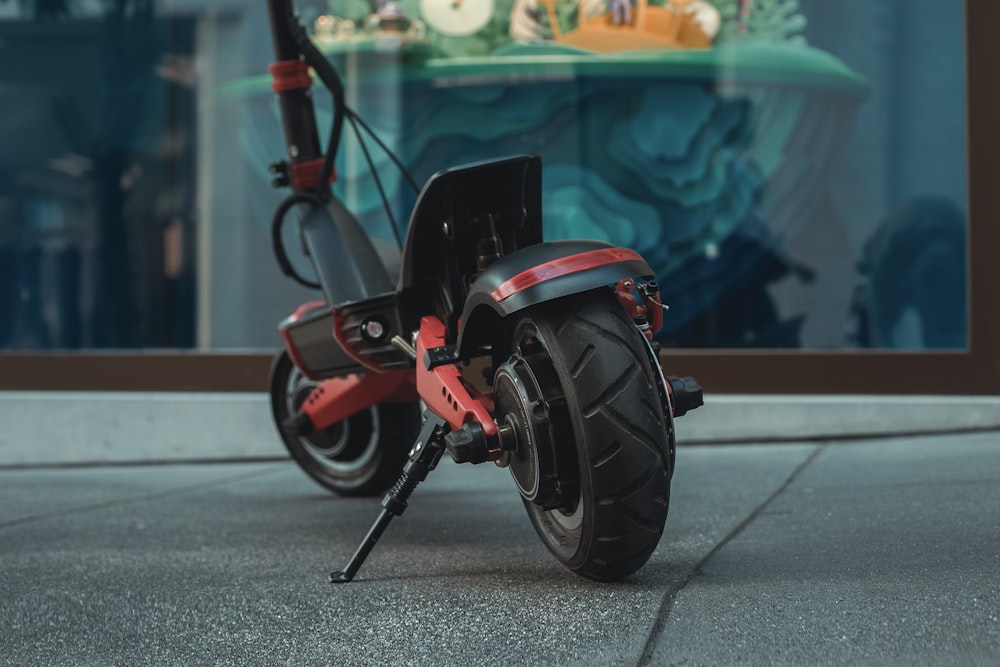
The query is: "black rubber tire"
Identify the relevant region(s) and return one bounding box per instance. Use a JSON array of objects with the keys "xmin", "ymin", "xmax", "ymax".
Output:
[
  {"xmin": 269, "ymin": 351, "xmax": 421, "ymax": 496},
  {"xmin": 499, "ymin": 288, "xmax": 673, "ymax": 581}
]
